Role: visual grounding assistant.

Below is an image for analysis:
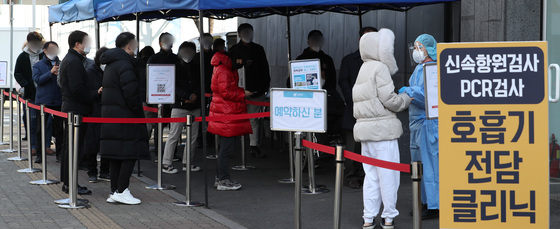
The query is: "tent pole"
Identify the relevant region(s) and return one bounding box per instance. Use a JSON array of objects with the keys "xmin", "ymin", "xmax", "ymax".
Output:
[
  {"xmin": 49, "ymin": 24, "xmax": 53, "ymax": 41},
  {"xmin": 198, "ymin": 10, "xmax": 209, "ymax": 209},
  {"xmin": 286, "ymin": 13, "xmax": 292, "ymax": 61},
  {"xmin": 95, "ymin": 20, "xmax": 100, "ymax": 50},
  {"xmin": 358, "ymin": 6, "xmax": 363, "ymax": 29},
  {"xmin": 32, "ymin": 0, "xmax": 36, "ymax": 30},
  {"xmin": 136, "ymin": 14, "xmax": 140, "ymax": 54},
  {"xmin": 9, "ymin": 0, "xmax": 13, "ymax": 90}
]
